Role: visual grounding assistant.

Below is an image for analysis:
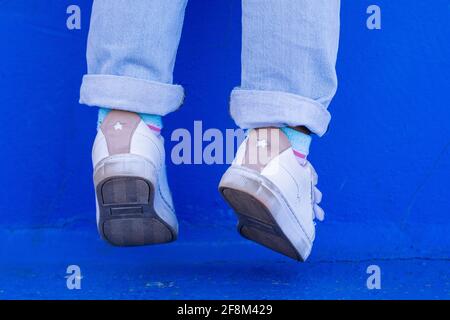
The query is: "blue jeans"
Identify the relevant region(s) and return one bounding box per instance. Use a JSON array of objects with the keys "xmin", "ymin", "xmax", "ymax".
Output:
[{"xmin": 80, "ymin": 0, "xmax": 340, "ymax": 136}]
